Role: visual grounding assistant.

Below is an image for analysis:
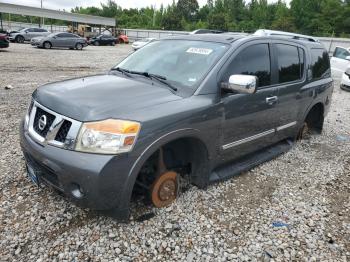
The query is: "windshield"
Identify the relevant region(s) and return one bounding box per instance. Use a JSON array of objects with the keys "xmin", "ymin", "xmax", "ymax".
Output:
[{"xmin": 116, "ymin": 40, "xmax": 229, "ymax": 89}]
